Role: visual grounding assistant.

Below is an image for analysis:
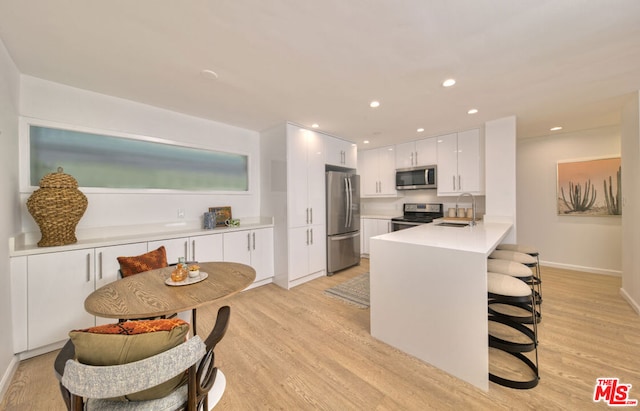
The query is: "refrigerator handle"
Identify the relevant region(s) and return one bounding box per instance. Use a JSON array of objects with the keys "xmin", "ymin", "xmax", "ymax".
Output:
[
  {"xmin": 344, "ymin": 177, "xmax": 350, "ymax": 228},
  {"xmin": 349, "ymin": 177, "xmax": 353, "ymax": 228}
]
